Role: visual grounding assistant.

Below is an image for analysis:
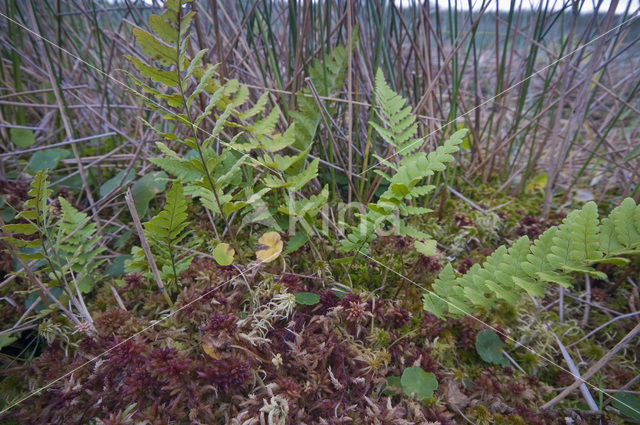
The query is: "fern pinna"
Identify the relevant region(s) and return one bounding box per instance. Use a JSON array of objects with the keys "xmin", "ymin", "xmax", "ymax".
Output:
[
  {"xmin": 127, "ymin": 182, "xmax": 195, "ymax": 287},
  {"xmin": 423, "ymin": 199, "xmax": 640, "ymax": 318},
  {"xmin": 340, "ymin": 69, "xmax": 466, "ymax": 256}
]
